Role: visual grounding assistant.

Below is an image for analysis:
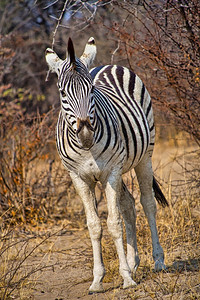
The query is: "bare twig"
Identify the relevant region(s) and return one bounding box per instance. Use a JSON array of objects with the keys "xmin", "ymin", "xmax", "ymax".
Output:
[
  {"xmin": 45, "ymin": 0, "xmax": 69, "ymax": 81},
  {"xmin": 111, "ymin": 40, "xmax": 120, "ymax": 65}
]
